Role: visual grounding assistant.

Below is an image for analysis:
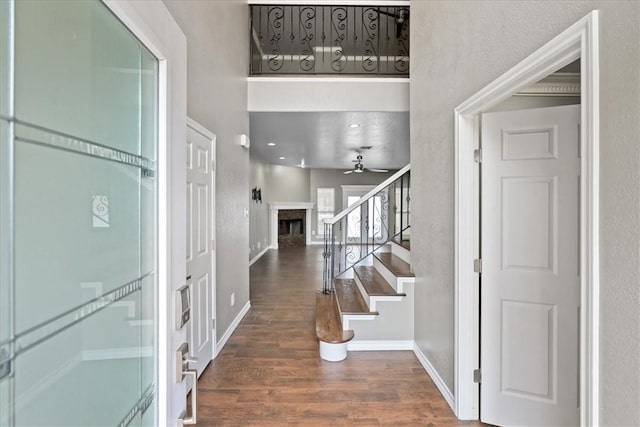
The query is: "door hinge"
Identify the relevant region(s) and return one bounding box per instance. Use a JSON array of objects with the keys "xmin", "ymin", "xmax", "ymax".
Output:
[
  {"xmin": 212, "ymin": 318, "xmax": 215, "ymax": 330},
  {"xmin": 473, "ymin": 149, "xmax": 482, "ymax": 163},
  {"xmin": 473, "ymin": 258, "xmax": 482, "ymax": 273},
  {"xmin": 473, "ymin": 369, "xmax": 482, "ymax": 383}
]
